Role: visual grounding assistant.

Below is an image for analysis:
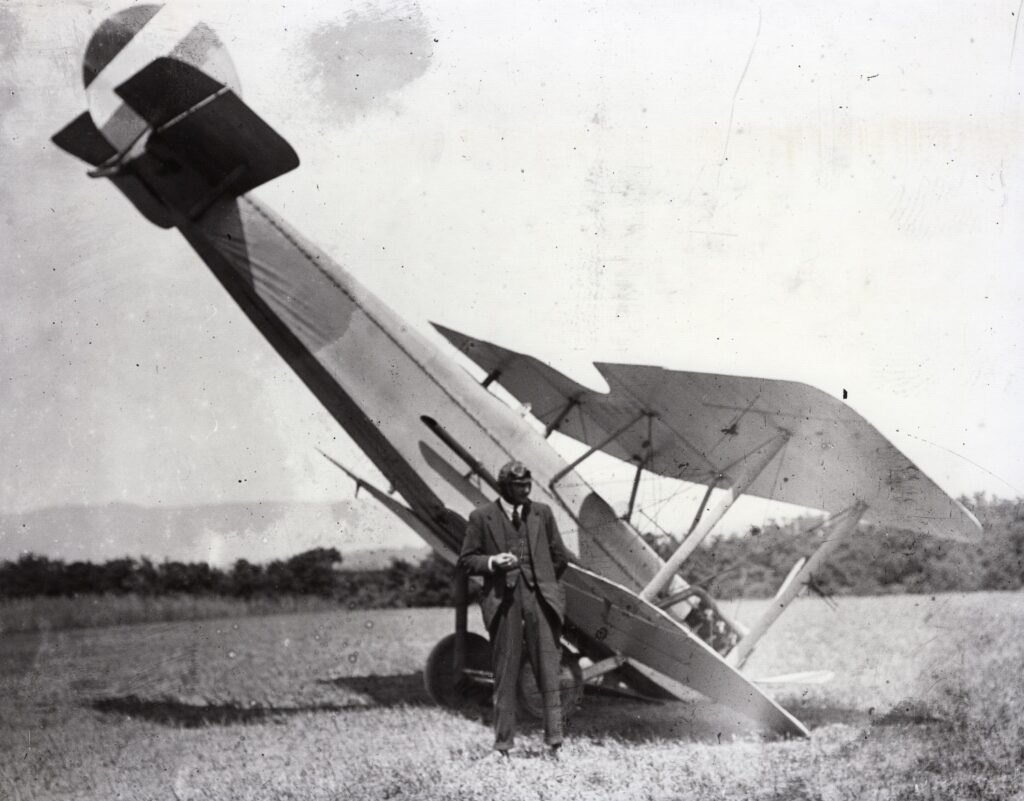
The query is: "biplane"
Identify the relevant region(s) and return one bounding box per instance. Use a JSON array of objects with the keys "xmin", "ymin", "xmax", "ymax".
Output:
[{"xmin": 52, "ymin": 6, "xmax": 981, "ymax": 739}]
